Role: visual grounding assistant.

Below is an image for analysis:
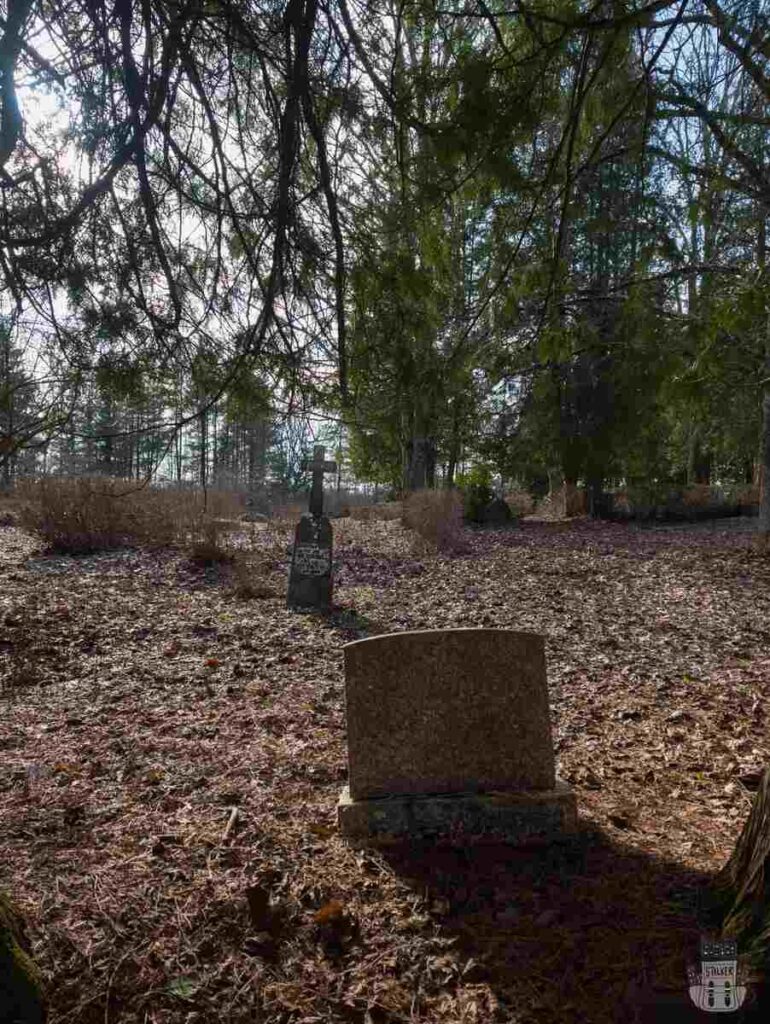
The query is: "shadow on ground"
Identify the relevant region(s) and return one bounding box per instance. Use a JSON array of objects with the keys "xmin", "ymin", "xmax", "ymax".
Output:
[
  {"xmin": 320, "ymin": 605, "xmax": 392, "ymax": 641},
  {"xmin": 373, "ymin": 826, "xmax": 765, "ymax": 1023}
]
